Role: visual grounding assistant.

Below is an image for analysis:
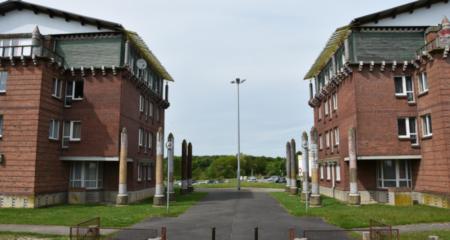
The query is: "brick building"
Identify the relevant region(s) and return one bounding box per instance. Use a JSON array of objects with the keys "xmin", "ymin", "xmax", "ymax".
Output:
[
  {"xmin": 0, "ymin": 0, "xmax": 173, "ymax": 208},
  {"xmin": 304, "ymin": 0, "xmax": 449, "ymax": 208}
]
